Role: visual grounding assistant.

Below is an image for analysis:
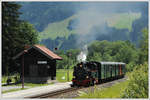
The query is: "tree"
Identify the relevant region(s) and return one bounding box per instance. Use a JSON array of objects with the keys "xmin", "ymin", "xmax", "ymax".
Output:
[
  {"xmin": 87, "ymin": 52, "xmax": 102, "ymax": 62},
  {"xmin": 57, "ymin": 54, "xmax": 69, "ymax": 69},
  {"xmin": 121, "ymin": 62, "xmax": 148, "ymax": 98},
  {"xmin": 114, "ymin": 42, "xmax": 138, "ymax": 64},
  {"xmin": 17, "ymin": 21, "xmax": 38, "ymax": 47},
  {"xmin": 121, "ymin": 28, "xmax": 148, "ymax": 98},
  {"xmin": 2, "ymin": 2, "xmax": 38, "ymax": 75},
  {"xmin": 87, "ymin": 40, "xmax": 138, "ymax": 65},
  {"xmin": 138, "ymin": 28, "xmax": 148, "ymax": 64},
  {"xmin": 66, "ymin": 49, "xmax": 80, "ymax": 62},
  {"xmin": 56, "ymin": 49, "xmax": 81, "ymax": 69},
  {"xmin": 2, "ymin": 2, "xmax": 21, "ymax": 75}
]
